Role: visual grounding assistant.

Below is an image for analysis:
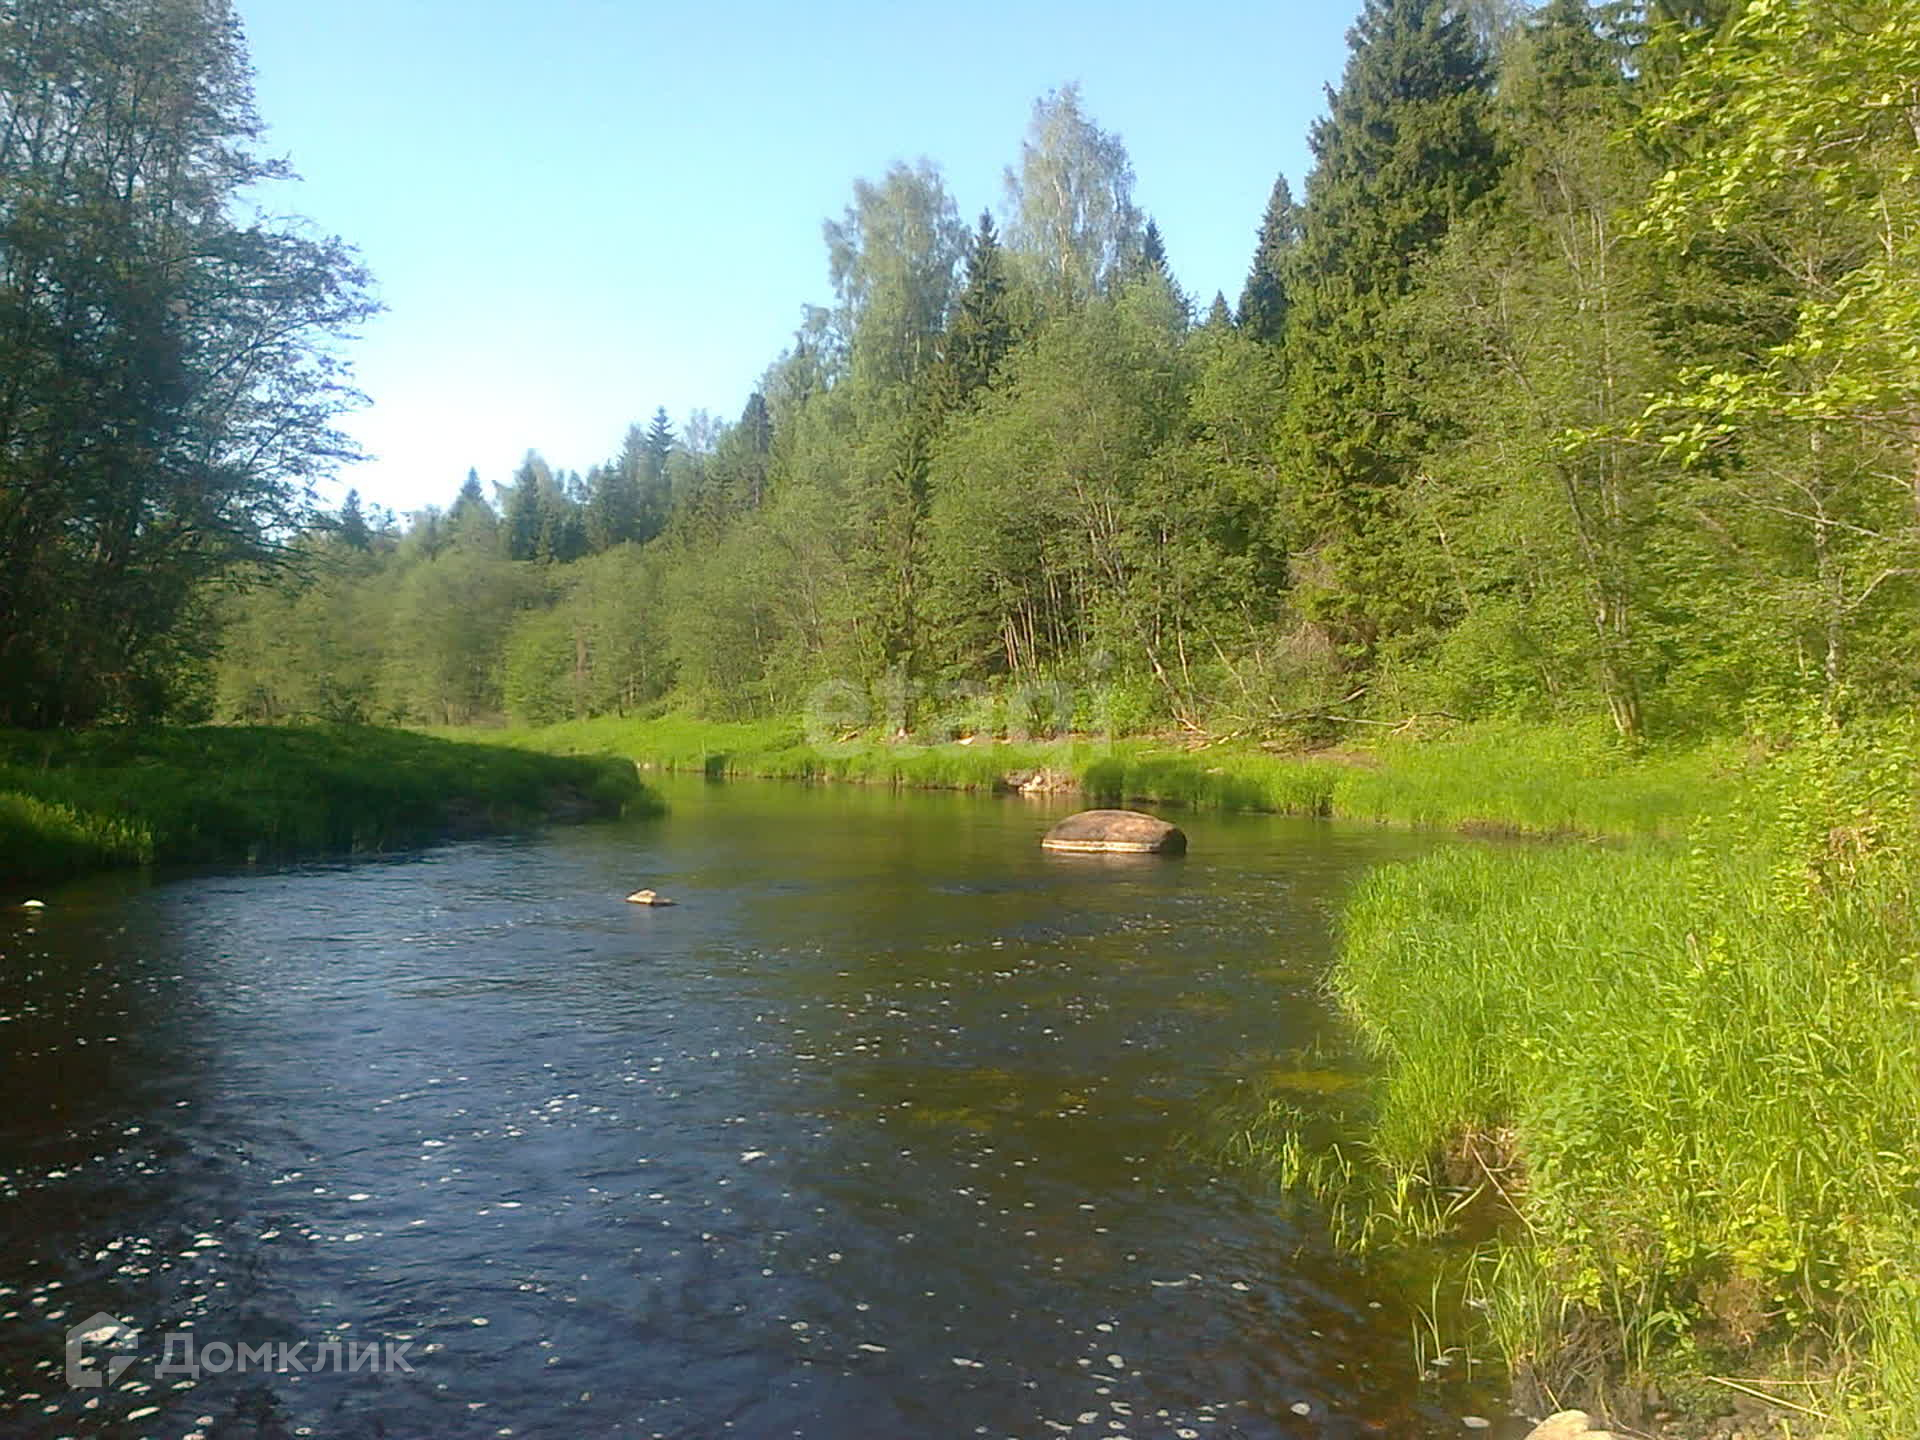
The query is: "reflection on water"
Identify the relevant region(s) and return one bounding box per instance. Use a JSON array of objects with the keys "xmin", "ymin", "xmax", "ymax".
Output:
[{"xmin": 0, "ymin": 777, "xmax": 1518, "ymax": 1438}]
